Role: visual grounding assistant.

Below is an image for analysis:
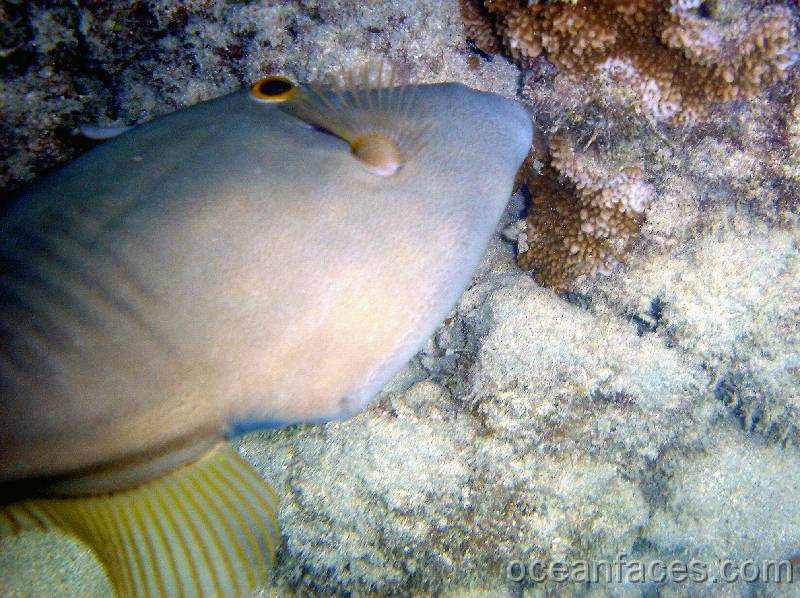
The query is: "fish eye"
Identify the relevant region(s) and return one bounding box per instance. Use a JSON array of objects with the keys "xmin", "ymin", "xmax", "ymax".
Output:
[{"xmin": 249, "ymin": 76, "xmax": 297, "ymax": 103}]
